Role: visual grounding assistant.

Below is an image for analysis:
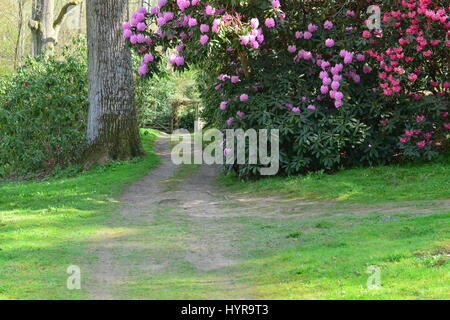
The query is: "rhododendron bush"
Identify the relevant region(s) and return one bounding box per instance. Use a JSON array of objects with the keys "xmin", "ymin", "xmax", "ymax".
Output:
[{"xmin": 124, "ymin": 0, "xmax": 449, "ymax": 176}]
